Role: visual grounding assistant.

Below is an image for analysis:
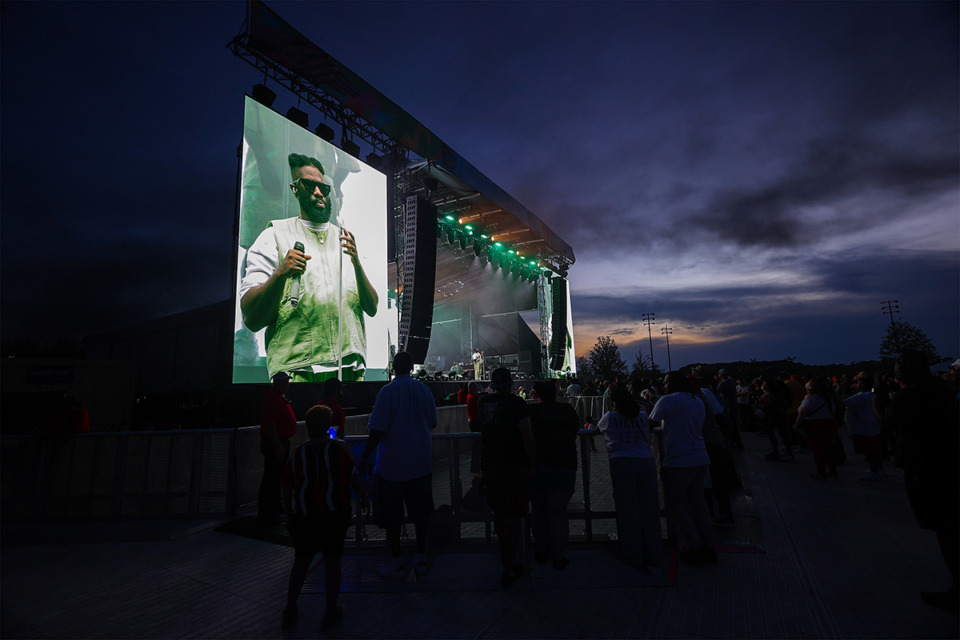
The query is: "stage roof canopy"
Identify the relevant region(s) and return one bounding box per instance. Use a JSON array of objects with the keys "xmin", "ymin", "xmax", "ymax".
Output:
[{"xmin": 230, "ymin": 0, "xmax": 575, "ymax": 279}]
